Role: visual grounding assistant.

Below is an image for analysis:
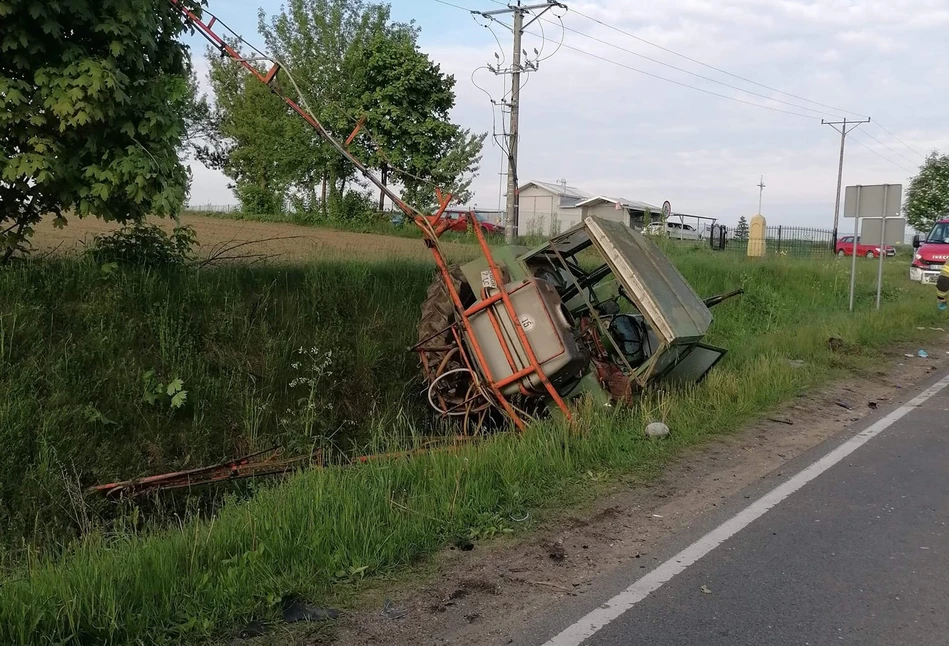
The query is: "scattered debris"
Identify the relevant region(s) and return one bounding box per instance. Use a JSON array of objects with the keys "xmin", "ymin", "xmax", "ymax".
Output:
[
  {"xmin": 546, "ymin": 542, "xmax": 567, "ymax": 562},
  {"xmin": 526, "ymin": 580, "xmax": 575, "ymax": 594},
  {"xmin": 238, "ymin": 620, "xmax": 267, "ymax": 639},
  {"xmin": 868, "ymin": 401, "xmax": 878, "ymax": 410},
  {"xmin": 381, "ymin": 599, "xmax": 407, "ymax": 620},
  {"xmin": 700, "ymin": 585, "xmax": 712, "ymax": 594},
  {"xmin": 645, "ymin": 422, "xmax": 670, "ymax": 438},
  {"xmin": 281, "ymin": 596, "xmax": 338, "ymax": 624},
  {"xmin": 835, "ymin": 401, "xmax": 853, "ymax": 411},
  {"xmin": 651, "ymin": 514, "xmax": 664, "ymax": 519},
  {"xmin": 918, "ymin": 349, "xmax": 929, "ymax": 358},
  {"xmin": 510, "ymin": 511, "xmax": 530, "ymax": 523},
  {"xmin": 459, "ymin": 578, "xmax": 501, "ymax": 595},
  {"xmin": 454, "ymin": 537, "xmax": 474, "ymax": 551},
  {"xmin": 787, "ymin": 359, "xmax": 805, "ymax": 369},
  {"xmin": 768, "ymin": 417, "xmax": 794, "ymax": 425}
]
